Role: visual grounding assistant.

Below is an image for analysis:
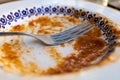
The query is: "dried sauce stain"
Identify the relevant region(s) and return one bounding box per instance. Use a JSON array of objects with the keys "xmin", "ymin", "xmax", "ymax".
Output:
[
  {"xmin": 0, "ymin": 40, "xmax": 43, "ymax": 75},
  {"xmin": 10, "ymin": 25, "xmax": 26, "ymax": 32},
  {"xmin": 48, "ymin": 47, "xmax": 63, "ymax": 63},
  {"xmin": 1, "ymin": 40, "xmax": 21, "ymax": 59},
  {"xmin": 29, "ymin": 21, "xmax": 35, "ymax": 27},
  {"xmin": 74, "ymin": 35, "xmax": 106, "ymax": 52},
  {"xmin": 63, "ymin": 16, "xmax": 83, "ymax": 24},
  {"xmin": 46, "ymin": 35, "xmax": 107, "ymax": 74},
  {"xmin": 36, "ymin": 16, "xmax": 63, "ymax": 34},
  {"xmin": 35, "ymin": 16, "xmax": 52, "ymax": 26},
  {"xmin": 0, "ymin": 40, "xmax": 24, "ymax": 72},
  {"xmin": 85, "ymin": 27, "xmax": 102, "ymax": 37},
  {"xmin": 27, "ymin": 16, "xmax": 83, "ymax": 35}
]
